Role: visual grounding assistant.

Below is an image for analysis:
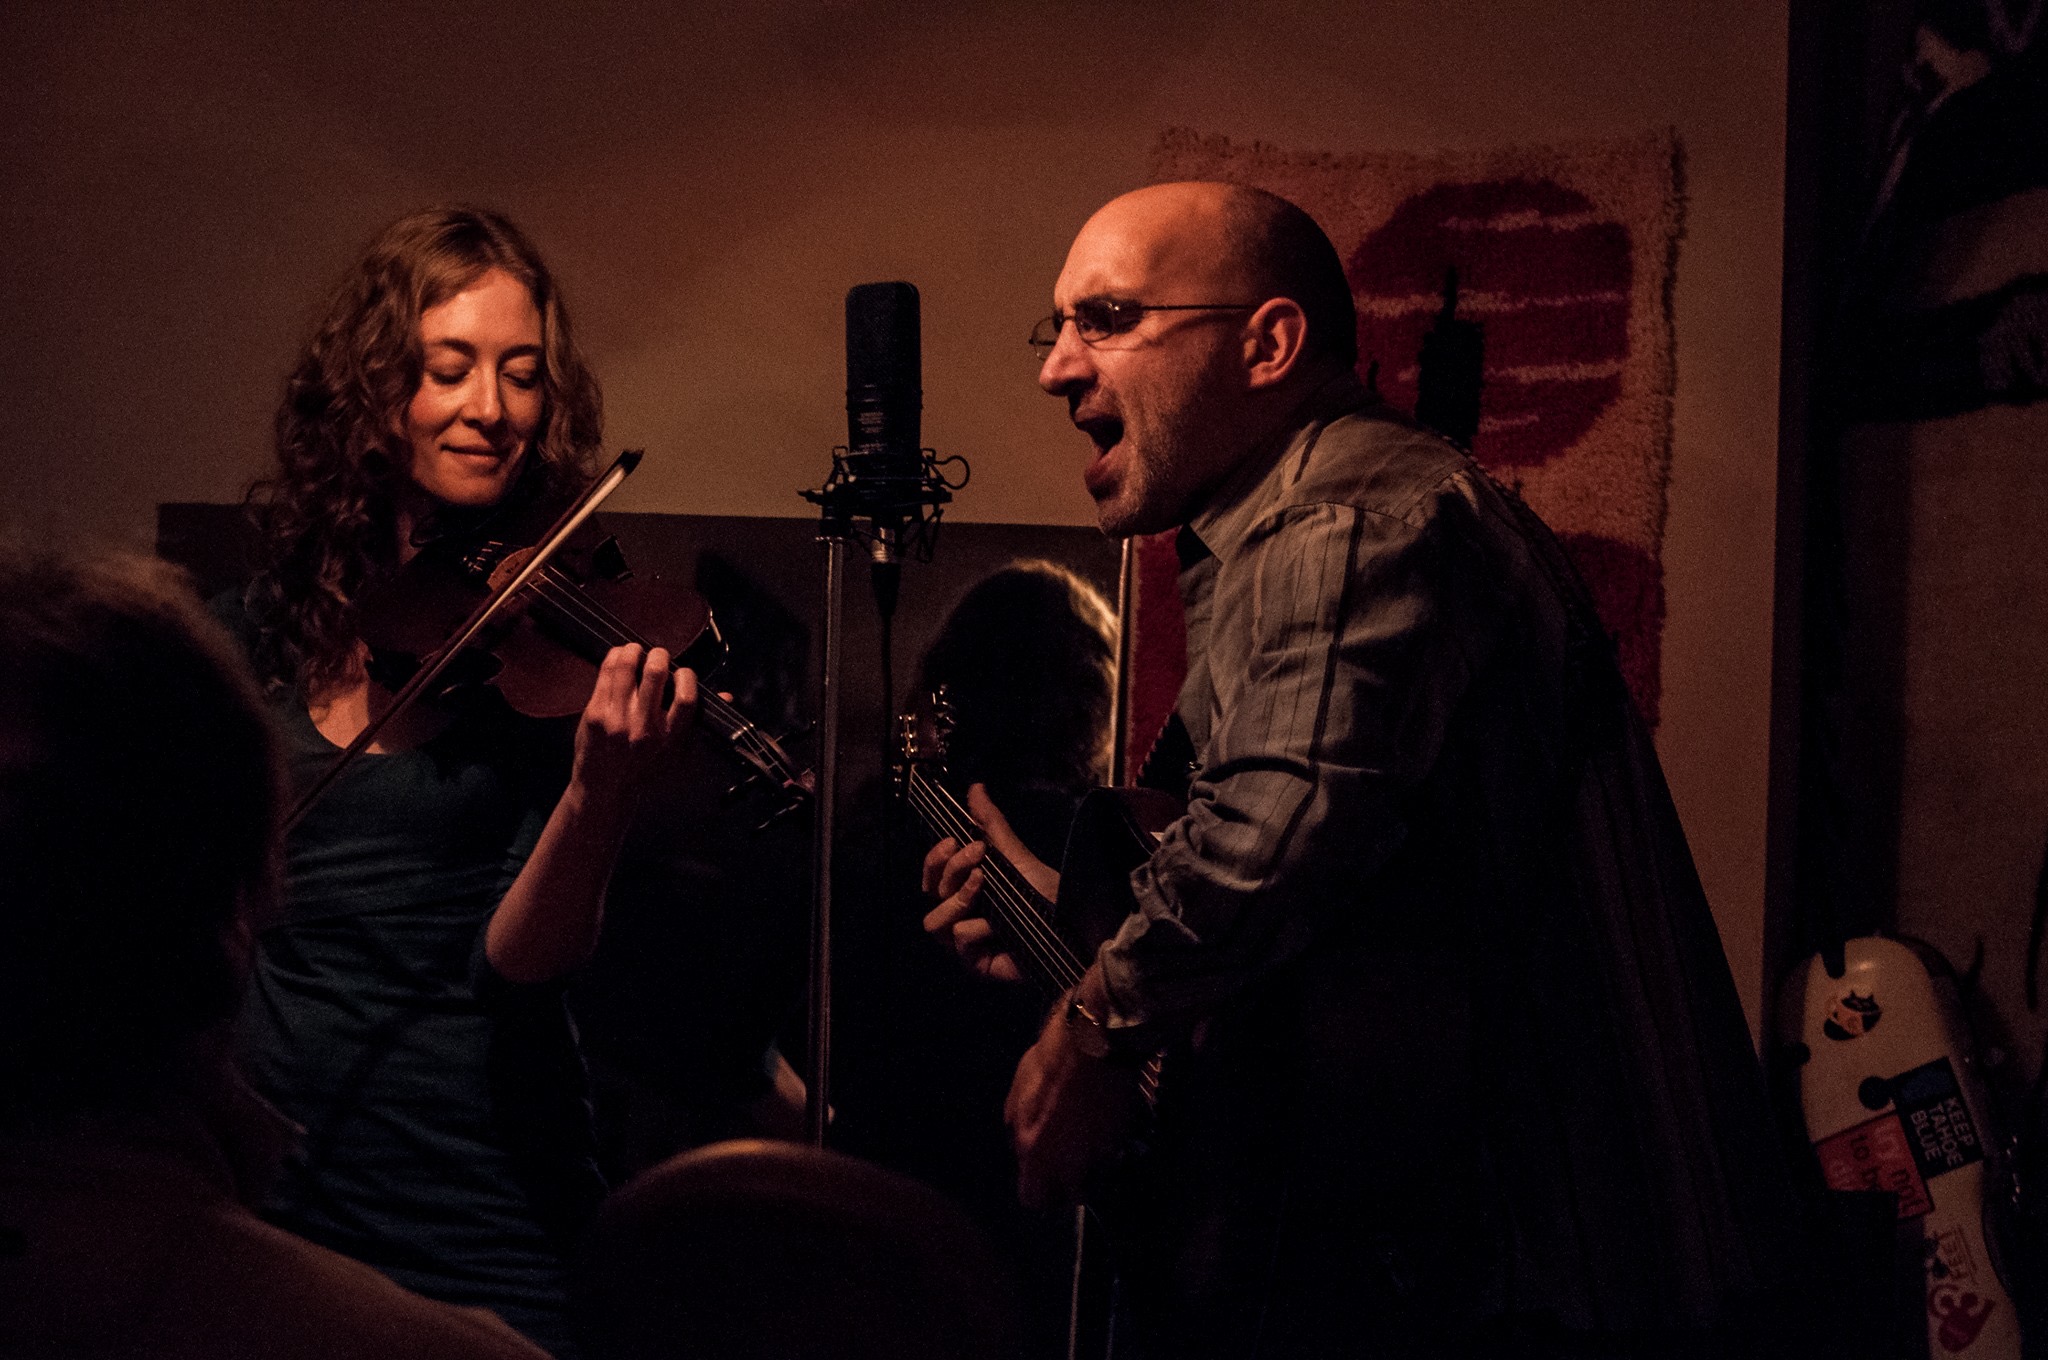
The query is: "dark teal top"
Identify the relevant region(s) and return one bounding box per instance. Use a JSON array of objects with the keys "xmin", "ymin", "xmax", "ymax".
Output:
[{"xmin": 224, "ymin": 601, "xmax": 603, "ymax": 1356}]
